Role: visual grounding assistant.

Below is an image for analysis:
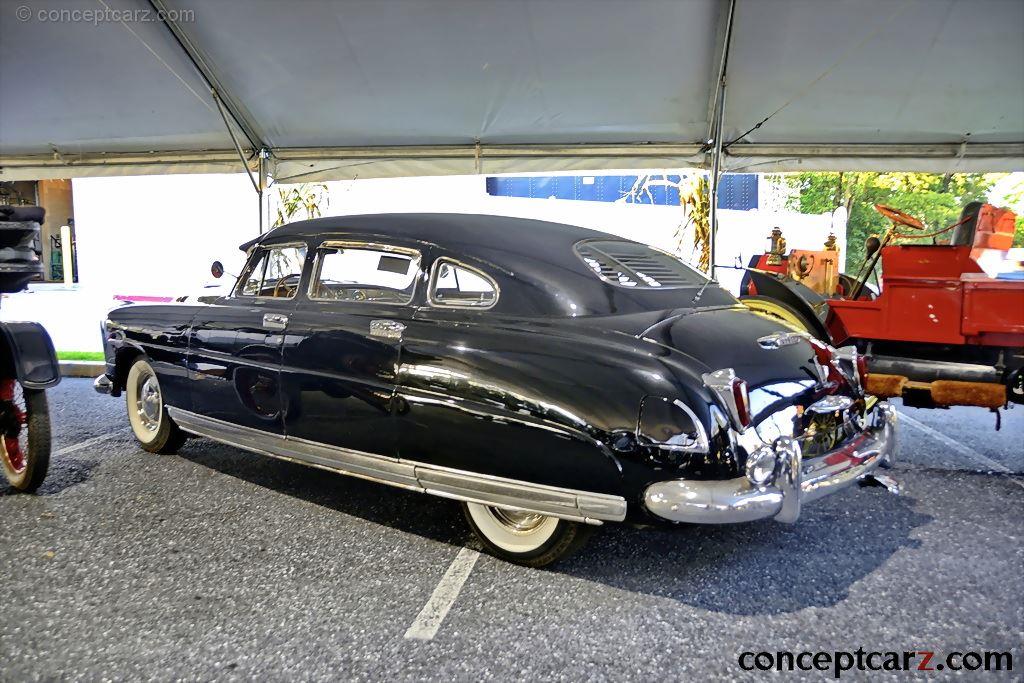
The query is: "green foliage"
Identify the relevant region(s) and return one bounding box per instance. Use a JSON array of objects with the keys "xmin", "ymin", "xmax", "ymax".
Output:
[
  {"xmin": 57, "ymin": 351, "xmax": 104, "ymax": 361},
  {"xmin": 998, "ymin": 176, "xmax": 1024, "ymax": 247},
  {"xmin": 778, "ymin": 172, "xmax": 1006, "ymax": 270},
  {"xmin": 273, "ymin": 183, "xmax": 329, "ymax": 228}
]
